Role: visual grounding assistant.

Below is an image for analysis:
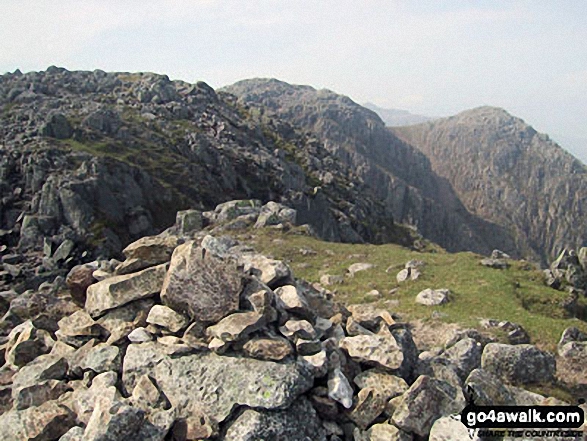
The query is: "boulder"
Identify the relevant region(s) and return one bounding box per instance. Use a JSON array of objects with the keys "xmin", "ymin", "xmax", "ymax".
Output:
[
  {"xmin": 480, "ymin": 258, "xmax": 510, "ymax": 269},
  {"xmin": 416, "ymin": 288, "xmax": 450, "ymax": 306},
  {"xmin": 340, "ymin": 334, "xmax": 404, "ymax": 371},
  {"xmin": 464, "ymin": 368, "xmax": 515, "ymax": 406},
  {"xmin": 5, "ymin": 320, "xmax": 54, "ymax": 368},
  {"xmin": 347, "ymin": 387, "xmax": 387, "ymax": 429},
  {"xmin": 429, "ymin": 416, "xmax": 477, "ymax": 441},
  {"xmin": 239, "ymin": 253, "xmax": 292, "ymax": 288},
  {"xmin": 0, "ymin": 400, "xmax": 76, "ymax": 440},
  {"xmin": 85, "ymin": 263, "xmax": 167, "ymax": 317},
  {"xmin": 223, "ymin": 397, "xmax": 325, "ymax": 441},
  {"xmin": 274, "ymin": 284, "xmax": 313, "ymax": 319},
  {"xmin": 66, "ymin": 263, "xmax": 98, "ymax": 306},
  {"xmin": 346, "ymin": 304, "xmax": 394, "ymax": 331},
  {"xmin": 353, "ymin": 369, "xmax": 408, "ymax": 401},
  {"xmin": 392, "ymin": 375, "xmax": 465, "ymax": 437},
  {"xmin": 82, "ymin": 394, "xmax": 145, "ymax": 441},
  {"xmin": 347, "ymin": 263, "xmax": 374, "ymax": 277},
  {"xmin": 481, "ymin": 343, "xmax": 556, "ymax": 385},
  {"xmin": 160, "ymin": 241, "xmax": 242, "ymax": 322}
]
